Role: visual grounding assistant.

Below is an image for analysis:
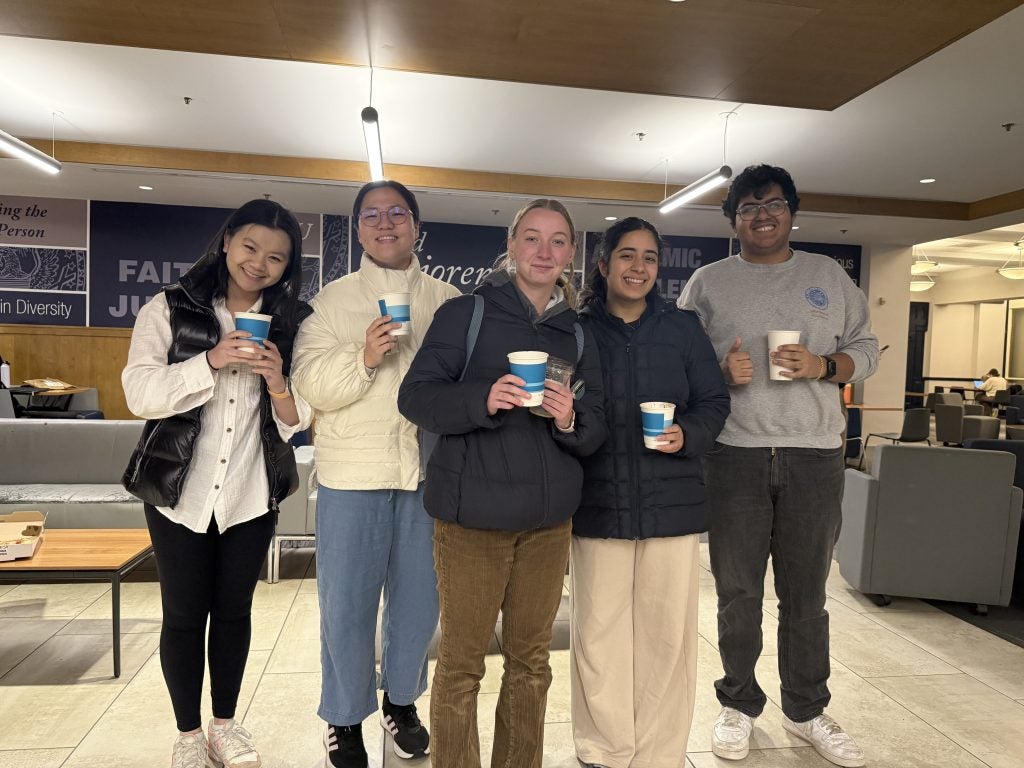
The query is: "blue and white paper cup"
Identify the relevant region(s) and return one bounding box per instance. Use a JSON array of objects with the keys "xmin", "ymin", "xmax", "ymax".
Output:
[
  {"xmin": 640, "ymin": 401, "xmax": 675, "ymax": 449},
  {"xmin": 508, "ymin": 351, "xmax": 549, "ymax": 408},
  {"xmin": 378, "ymin": 292, "xmax": 412, "ymax": 336},
  {"xmin": 234, "ymin": 311, "xmax": 272, "ymax": 353}
]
